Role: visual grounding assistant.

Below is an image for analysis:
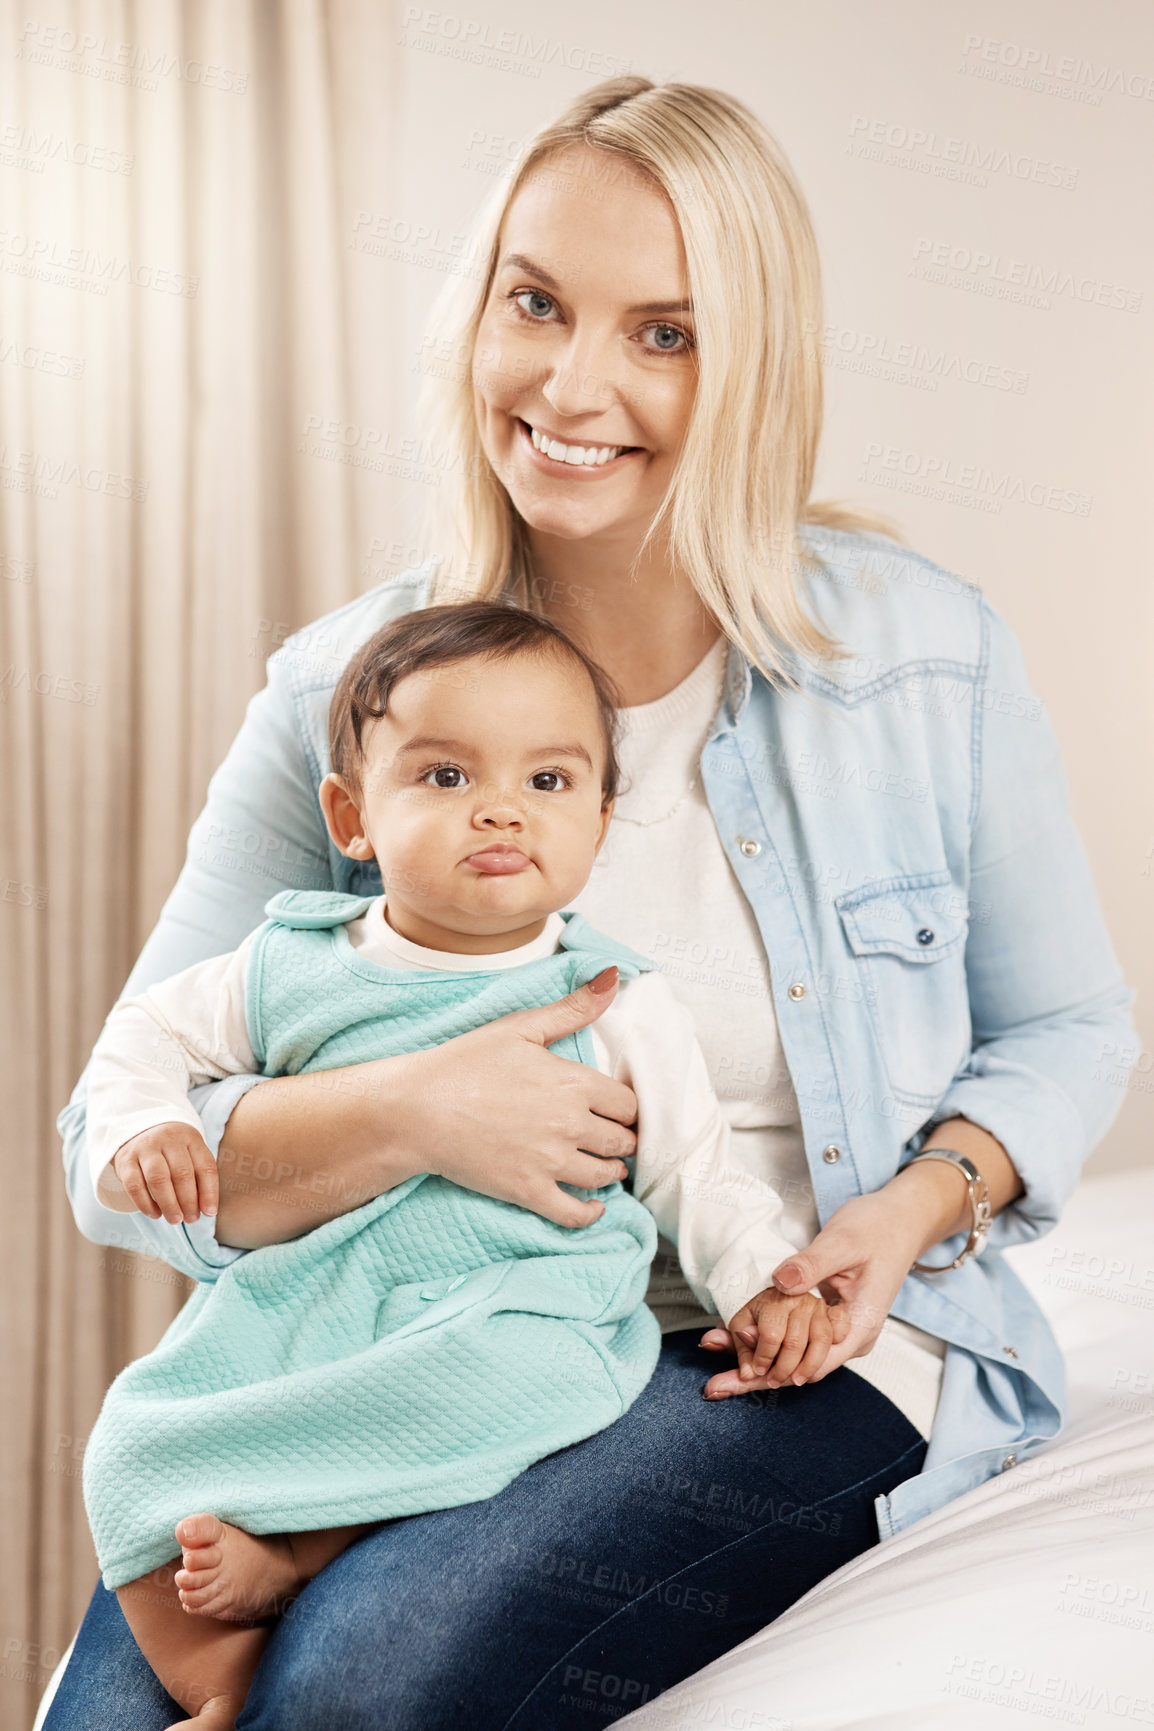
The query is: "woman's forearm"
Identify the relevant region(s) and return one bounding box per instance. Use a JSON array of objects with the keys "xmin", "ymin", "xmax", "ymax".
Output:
[
  {"xmin": 887, "ymin": 1114, "xmax": 1024, "ymax": 1259},
  {"xmin": 214, "ymin": 1056, "xmax": 425, "ymax": 1248}
]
